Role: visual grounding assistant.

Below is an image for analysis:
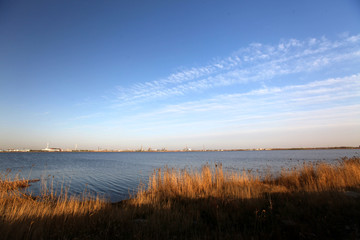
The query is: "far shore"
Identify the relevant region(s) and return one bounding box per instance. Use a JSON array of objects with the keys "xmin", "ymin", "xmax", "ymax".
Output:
[{"xmin": 1, "ymin": 146, "xmax": 360, "ymax": 153}]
